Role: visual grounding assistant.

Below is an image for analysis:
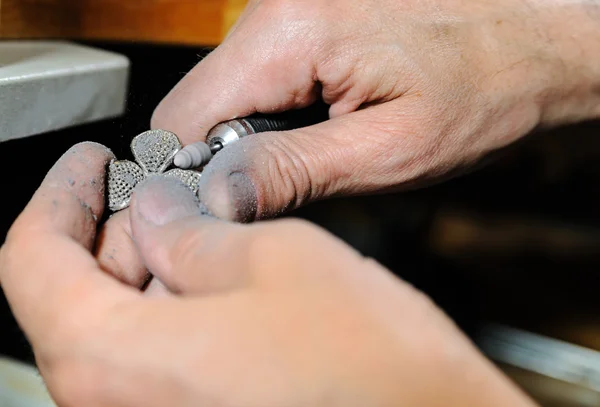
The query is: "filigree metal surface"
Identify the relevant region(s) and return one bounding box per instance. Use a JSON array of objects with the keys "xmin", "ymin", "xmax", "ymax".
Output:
[{"xmin": 107, "ymin": 130, "xmax": 201, "ymax": 211}]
